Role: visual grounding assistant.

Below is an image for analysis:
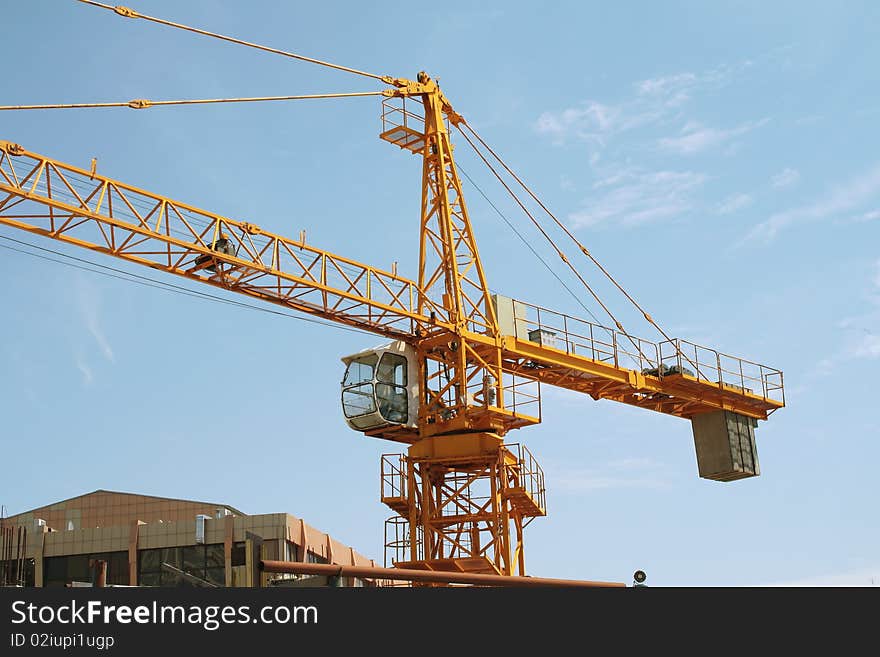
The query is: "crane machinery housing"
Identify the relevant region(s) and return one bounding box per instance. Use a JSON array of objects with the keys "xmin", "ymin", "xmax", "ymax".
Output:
[{"xmin": 0, "ymin": 1, "xmax": 784, "ymax": 580}]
